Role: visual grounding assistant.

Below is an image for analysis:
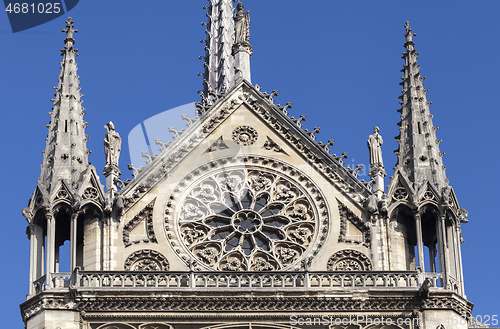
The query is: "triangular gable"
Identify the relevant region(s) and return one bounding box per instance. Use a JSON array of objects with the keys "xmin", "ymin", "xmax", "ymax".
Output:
[
  {"xmin": 119, "ymin": 81, "xmax": 371, "ymax": 211},
  {"xmin": 387, "ymin": 169, "xmax": 414, "ymax": 205},
  {"xmin": 76, "ymin": 166, "xmax": 105, "ymax": 206},
  {"xmin": 417, "ymin": 181, "xmax": 439, "ymax": 203},
  {"xmin": 50, "ymin": 179, "xmax": 73, "ymax": 203}
]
